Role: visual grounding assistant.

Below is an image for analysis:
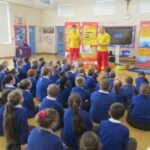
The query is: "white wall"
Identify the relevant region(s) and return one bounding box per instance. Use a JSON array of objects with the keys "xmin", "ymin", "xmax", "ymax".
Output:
[
  {"xmin": 41, "ymin": 0, "xmax": 150, "ymax": 57},
  {"xmin": 0, "ymin": 3, "xmax": 42, "ymax": 58}
]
